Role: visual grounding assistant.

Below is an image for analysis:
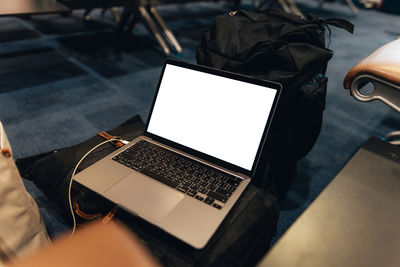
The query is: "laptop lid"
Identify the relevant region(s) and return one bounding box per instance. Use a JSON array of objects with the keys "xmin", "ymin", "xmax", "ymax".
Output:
[{"xmin": 145, "ymin": 59, "xmax": 281, "ymax": 178}]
